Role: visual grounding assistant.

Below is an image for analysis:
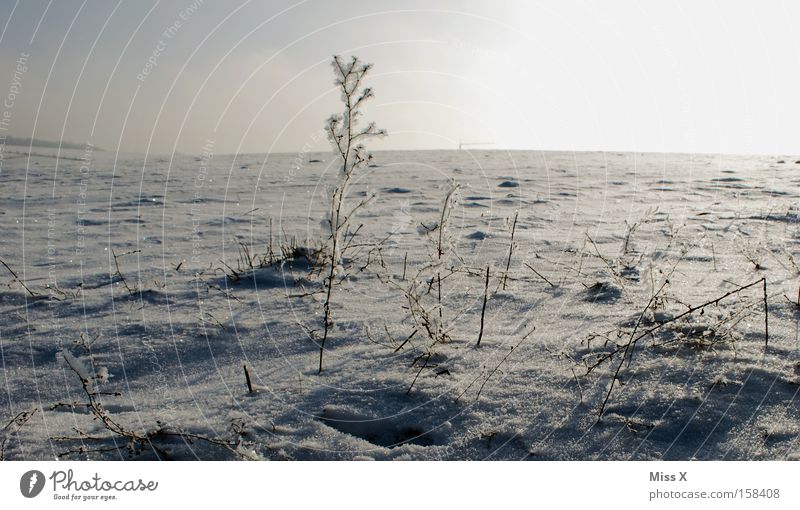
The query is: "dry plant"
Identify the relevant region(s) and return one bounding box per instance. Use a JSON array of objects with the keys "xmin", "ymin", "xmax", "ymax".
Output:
[
  {"xmin": 218, "ymin": 232, "xmax": 325, "ymax": 283},
  {"xmin": 0, "ymin": 257, "xmax": 37, "ymax": 297},
  {"xmin": 380, "ymin": 185, "xmax": 510, "ymax": 394},
  {"xmin": 51, "ymin": 347, "xmax": 258, "ymax": 460},
  {"xmin": 577, "ymin": 277, "xmax": 769, "ymax": 421},
  {"xmin": 110, "ymin": 249, "xmax": 142, "ymax": 295},
  {"xmin": 737, "ymin": 237, "xmax": 766, "ymax": 271},
  {"xmin": 0, "ymin": 408, "xmax": 38, "ymax": 460},
  {"xmin": 317, "ymin": 55, "xmax": 386, "ymax": 373},
  {"xmin": 525, "ymin": 262, "xmax": 557, "ymax": 288},
  {"xmin": 577, "ymin": 209, "xmax": 657, "ymax": 292},
  {"xmin": 388, "ymin": 185, "xmax": 462, "ymax": 348},
  {"xmin": 621, "ymin": 207, "xmax": 656, "ymax": 256},
  {"xmin": 500, "ymin": 211, "xmax": 519, "ymax": 291},
  {"xmin": 455, "ymin": 326, "xmax": 535, "ymax": 403},
  {"xmin": 476, "ymin": 265, "xmax": 491, "ymax": 347}
]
